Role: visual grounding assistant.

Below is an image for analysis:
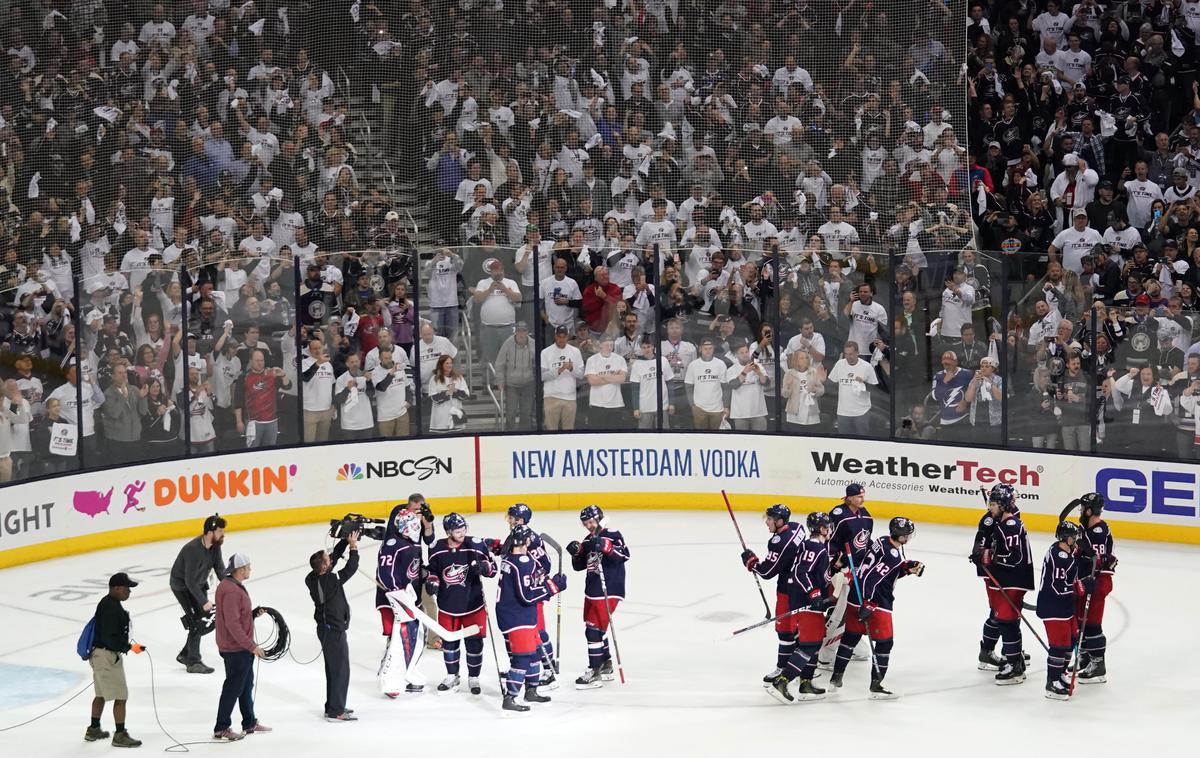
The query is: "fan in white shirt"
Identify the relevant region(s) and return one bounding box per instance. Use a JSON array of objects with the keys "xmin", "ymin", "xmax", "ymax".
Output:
[
  {"xmin": 635, "ymin": 200, "xmax": 677, "ymax": 253},
  {"xmin": 585, "ymin": 338, "xmax": 630, "ymax": 425},
  {"xmin": 741, "ymin": 204, "xmax": 779, "ymax": 259},
  {"xmin": 1118, "ymin": 161, "xmax": 1162, "ymax": 228},
  {"xmin": 772, "ymin": 57, "xmax": 814, "ymax": 98},
  {"xmin": 816, "ymin": 207, "xmax": 860, "ymax": 259},
  {"xmin": 1049, "ymin": 210, "xmax": 1105, "ymax": 274}
]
